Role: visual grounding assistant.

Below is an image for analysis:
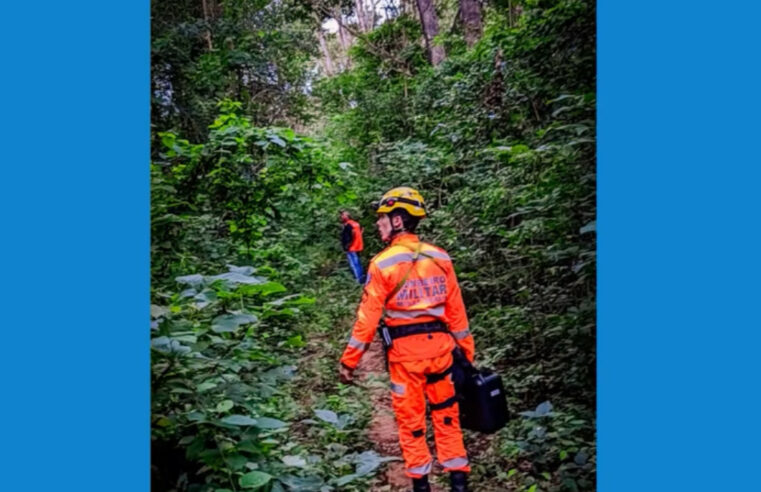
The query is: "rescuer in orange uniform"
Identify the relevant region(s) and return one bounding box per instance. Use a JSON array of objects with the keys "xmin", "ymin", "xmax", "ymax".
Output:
[
  {"xmin": 340, "ymin": 211, "xmax": 365, "ymax": 283},
  {"xmin": 339, "ymin": 187, "xmax": 475, "ymax": 492}
]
